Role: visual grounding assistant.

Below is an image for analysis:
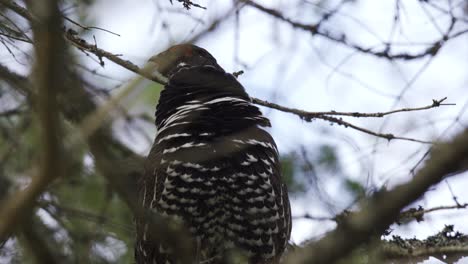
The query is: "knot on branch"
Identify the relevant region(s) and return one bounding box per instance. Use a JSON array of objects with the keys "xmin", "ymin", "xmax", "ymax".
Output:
[
  {"xmin": 397, "ymin": 205, "xmax": 425, "ymax": 224},
  {"xmin": 427, "ymin": 41, "xmax": 442, "ymax": 56},
  {"xmin": 426, "ymin": 225, "xmax": 465, "ymax": 246},
  {"xmin": 232, "ymin": 70, "xmax": 244, "ymax": 78},
  {"xmin": 170, "ymin": 0, "xmax": 206, "ymax": 10},
  {"xmin": 432, "ymin": 97, "xmax": 447, "ymax": 107},
  {"xmin": 383, "ymin": 133, "xmax": 395, "ymax": 141}
]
